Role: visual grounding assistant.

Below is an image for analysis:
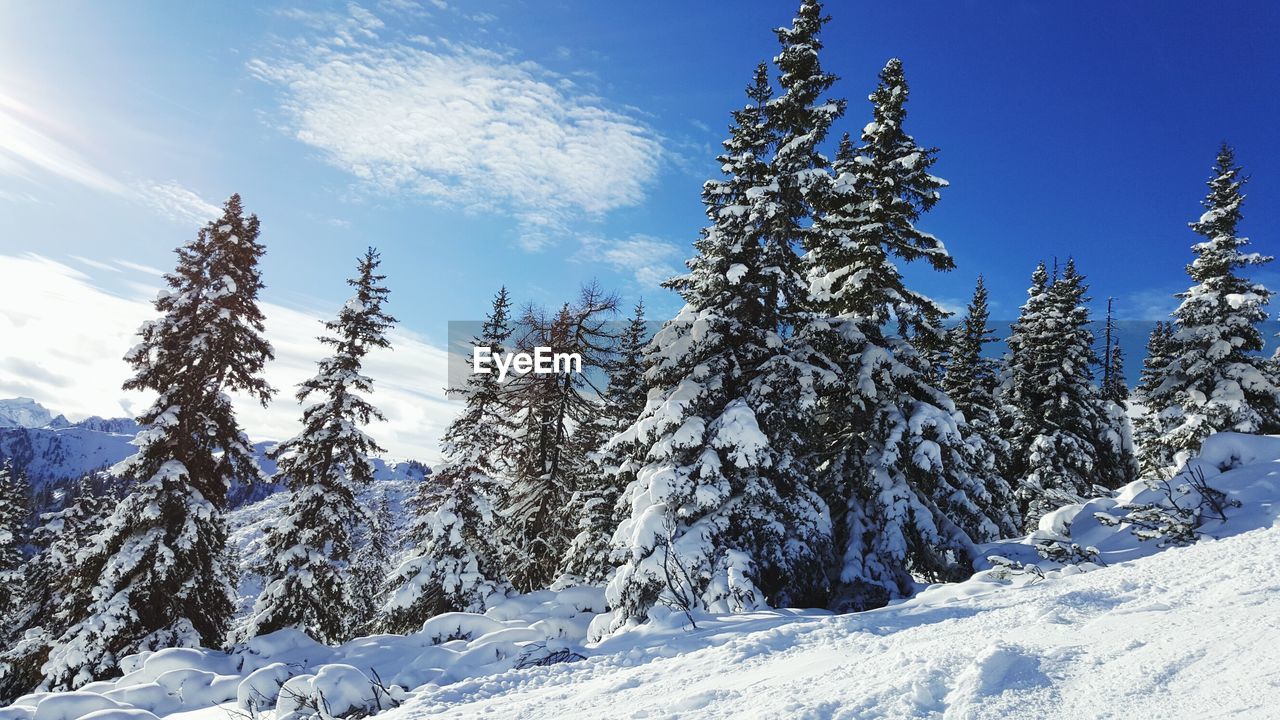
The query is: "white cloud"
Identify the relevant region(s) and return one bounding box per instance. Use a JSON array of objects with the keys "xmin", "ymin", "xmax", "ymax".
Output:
[
  {"xmin": 0, "ymin": 253, "xmax": 457, "ymax": 462},
  {"xmin": 1119, "ymin": 287, "xmax": 1181, "ymax": 321},
  {"xmin": 575, "ymin": 234, "xmax": 683, "ymax": 289},
  {"xmin": 70, "ymin": 256, "xmax": 122, "ymax": 273},
  {"xmin": 134, "ymin": 181, "xmax": 223, "ymax": 226},
  {"xmin": 250, "ymin": 6, "xmax": 664, "ymax": 249},
  {"xmin": 0, "ymin": 93, "xmax": 228, "ymax": 228},
  {"xmin": 113, "ymin": 259, "xmax": 166, "ymax": 276},
  {"xmin": 0, "ymin": 92, "xmax": 128, "ymax": 196}
]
